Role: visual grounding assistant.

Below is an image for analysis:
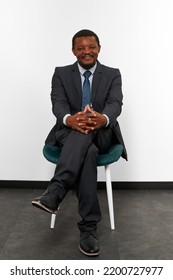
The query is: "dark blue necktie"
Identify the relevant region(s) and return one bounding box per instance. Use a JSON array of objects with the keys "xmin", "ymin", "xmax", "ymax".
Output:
[{"xmin": 81, "ymin": 70, "xmax": 92, "ymax": 110}]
